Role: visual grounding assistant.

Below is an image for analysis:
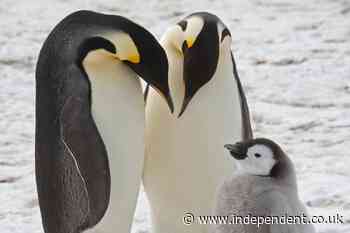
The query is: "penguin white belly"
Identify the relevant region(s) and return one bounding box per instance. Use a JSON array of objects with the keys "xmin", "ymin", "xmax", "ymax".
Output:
[
  {"xmin": 144, "ymin": 52, "xmax": 242, "ymax": 233},
  {"xmin": 83, "ymin": 57, "xmax": 145, "ymax": 233}
]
